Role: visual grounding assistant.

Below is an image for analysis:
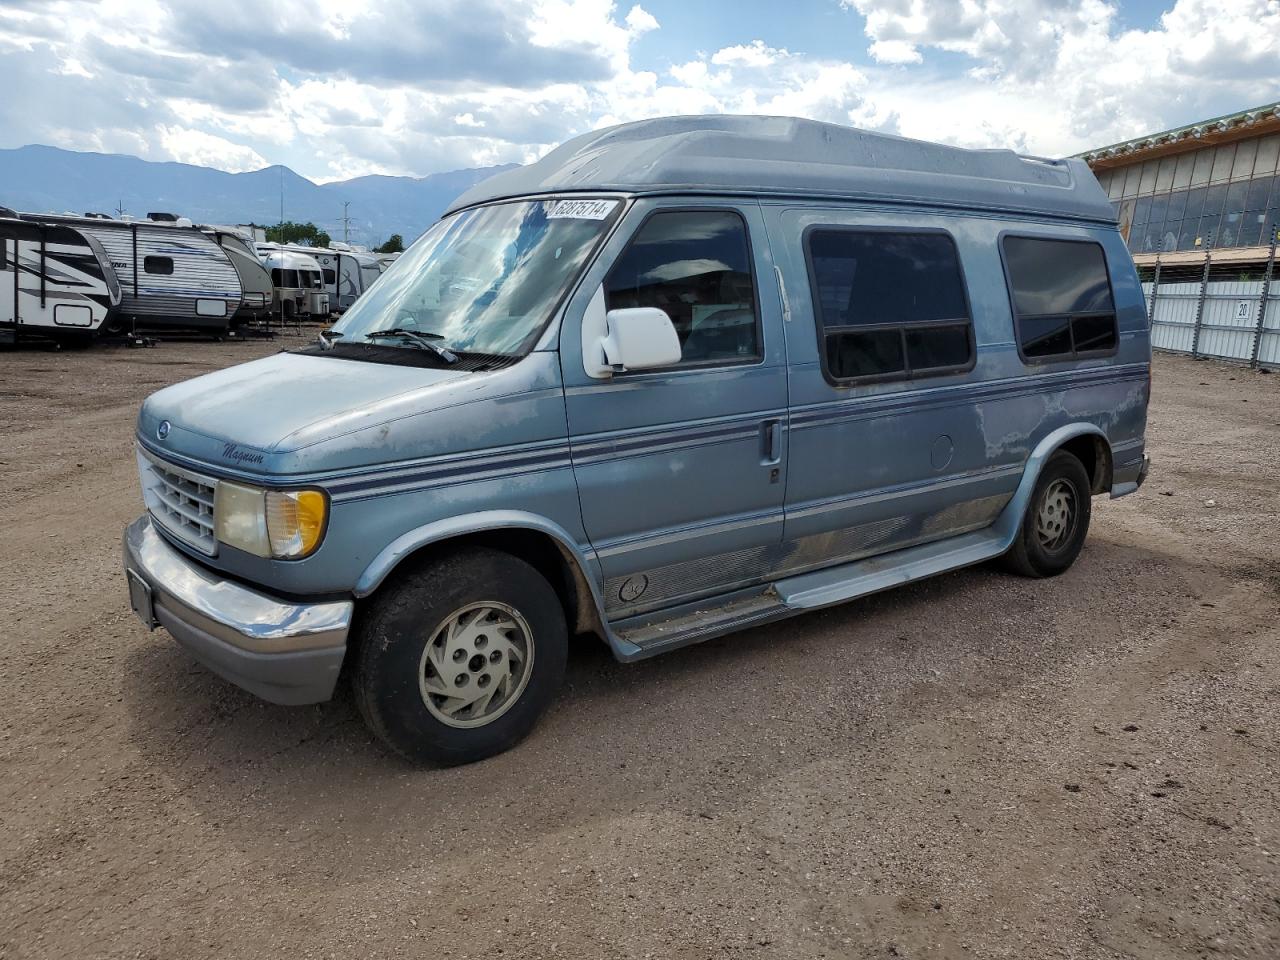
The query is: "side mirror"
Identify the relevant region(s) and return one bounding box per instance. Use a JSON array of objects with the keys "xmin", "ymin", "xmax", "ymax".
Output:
[{"xmin": 599, "ymin": 307, "xmax": 682, "ymax": 374}]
